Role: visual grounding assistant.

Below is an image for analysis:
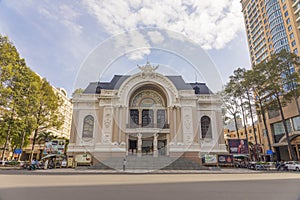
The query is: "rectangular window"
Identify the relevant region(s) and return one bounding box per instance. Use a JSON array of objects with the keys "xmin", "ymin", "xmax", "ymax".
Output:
[
  {"xmin": 292, "ymin": 116, "xmax": 300, "ymax": 131},
  {"xmin": 130, "ymin": 109, "xmax": 139, "ymax": 128},
  {"xmin": 288, "ymin": 25, "xmax": 292, "ymax": 31},
  {"xmin": 294, "ymin": 48, "xmax": 298, "ymax": 54},
  {"xmin": 157, "ymin": 109, "xmax": 166, "ymax": 128},
  {"xmin": 272, "ymin": 120, "xmax": 292, "ymax": 135},
  {"xmin": 286, "ymin": 18, "xmax": 290, "ymax": 24},
  {"xmin": 290, "ymin": 33, "xmax": 294, "ymax": 39},
  {"xmin": 292, "ymin": 40, "xmax": 296, "ymax": 47},
  {"xmin": 285, "ymin": 11, "xmax": 288, "ymax": 17}
]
